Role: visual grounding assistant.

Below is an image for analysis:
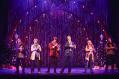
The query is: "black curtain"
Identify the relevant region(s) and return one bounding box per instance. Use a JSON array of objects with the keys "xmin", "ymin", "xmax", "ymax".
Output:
[
  {"xmin": 109, "ymin": 0, "xmax": 119, "ymax": 68},
  {"xmin": 0, "ymin": 0, "xmax": 8, "ymax": 66}
]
